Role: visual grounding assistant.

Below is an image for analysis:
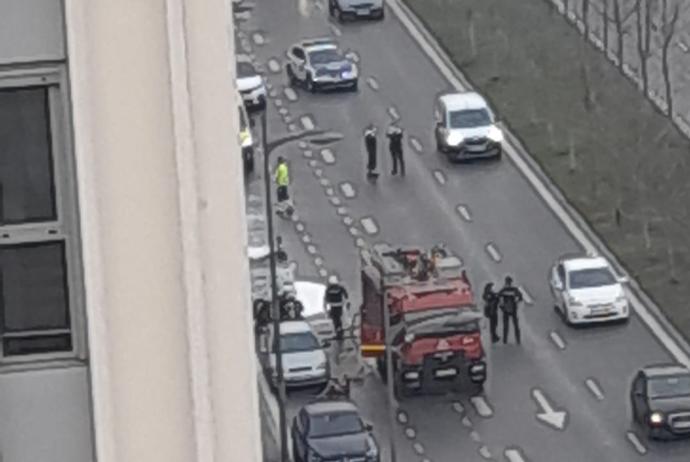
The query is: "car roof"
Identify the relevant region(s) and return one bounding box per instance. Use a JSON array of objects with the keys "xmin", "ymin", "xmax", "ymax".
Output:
[
  {"xmin": 642, "ymin": 363, "xmax": 690, "ymax": 378},
  {"xmin": 439, "ymin": 92, "xmax": 488, "ymax": 112},
  {"xmin": 562, "ymin": 256, "xmax": 610, "ymax": 271},
  {"xmin": 279, "ymin": 320, "xmax": 313, "ymax": 335},
  {"xmin": 304, "ymin": 400, "xmax": 359, "ymax": 415}
]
